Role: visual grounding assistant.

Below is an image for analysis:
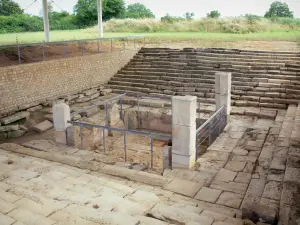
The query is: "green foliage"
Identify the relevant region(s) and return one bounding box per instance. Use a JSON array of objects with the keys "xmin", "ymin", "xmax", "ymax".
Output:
[
  {"xmin": 103, "ymin": 17, "xmax": 300, "ymax": 34},
  {"xmin": 265, "ymin": 1, "xmax": 294, "ymax": 18},
  {"xmin": 125, "ymin": 3, "xmax": 154, "ymax": 19},
  {"xmin": 207, "ymin": 10, "xmax": 221, "ymax": 18},
  {"xmin": 0, "ymin": 0, "xmax": 23, "ymax": 16},
  {"xmin": 0, "ymin": 14, "xmax": 43, "ymax": 33},
  {"xmin": 74, "ymin": 0, "xmax": 125, "ymax": 26},
  {"xmin": 49, "ymin": 12, "xmax": 78, "ymax": 30},
  {"xmin": 184, "ymin": 12, "xmax": 194, "ymax": 20},
  {"xmin": 270, "ymin": 17, "xmax": 300, "ymax": 26},
  {"xmin": 161, "ymin": 14, "xmax": 186, "ymax": 24},
  {"xmin": 244, "ymin": 14, "xmax": 261, "ymax": 24}
]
